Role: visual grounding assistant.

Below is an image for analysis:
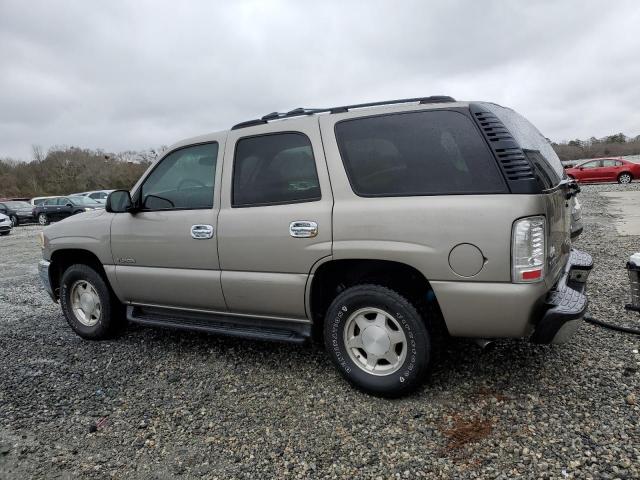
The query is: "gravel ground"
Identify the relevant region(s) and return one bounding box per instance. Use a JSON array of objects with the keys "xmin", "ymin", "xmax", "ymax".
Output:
[{"xmin": 1, "ymin": 184, "xmax": 639, "ymax": 479}]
